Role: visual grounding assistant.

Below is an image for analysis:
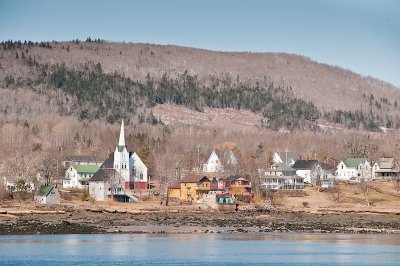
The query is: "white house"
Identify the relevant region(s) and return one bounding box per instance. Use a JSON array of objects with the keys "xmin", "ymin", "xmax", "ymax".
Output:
[
  {"xmin": 336, "ymin": 158, "xmax": 372, "ymax": 182},
  {"xmin": 63, "ymin": 164, "xmax": 99, "ymax": 189},
  {"xmin": 34, "ymin": 185, "xmax": 60, "ymax": 204},
  {"xmin": 292, "ymin": 160, "xmax": 323, "ymax": 185},
  {"xmin": 273, "ymin": 151, "xmax": 299, "ymax": 166},
  {"xmin": 203, "ymin": 150, "xmax": 238, "ymax": 173},
  {"xmin": 372, "ymin": 158, "xmax": 399, "ymax": 180},
  {"xmin": 259, "ymin": 164, "xmax": 304, "ymax": 190},
  {"xmin": 100, "ymin": 120, "xmax": 149, "ymax": 190}
]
